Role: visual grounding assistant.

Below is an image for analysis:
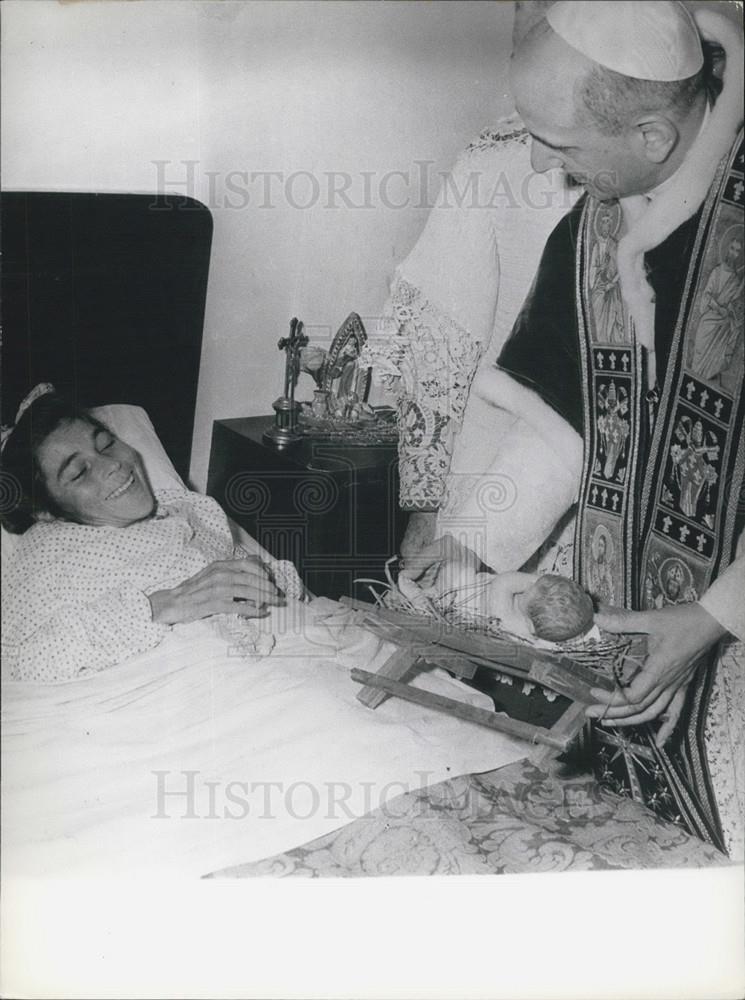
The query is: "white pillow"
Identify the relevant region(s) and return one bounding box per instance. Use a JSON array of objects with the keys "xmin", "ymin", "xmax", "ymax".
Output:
[
  {"xmin": 90, "ymin": 404, "xmax": 186, "ymax": 493},
  {"xmin": 1, "ymin": 403, "xmax": 186, "ymax": 565}
]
